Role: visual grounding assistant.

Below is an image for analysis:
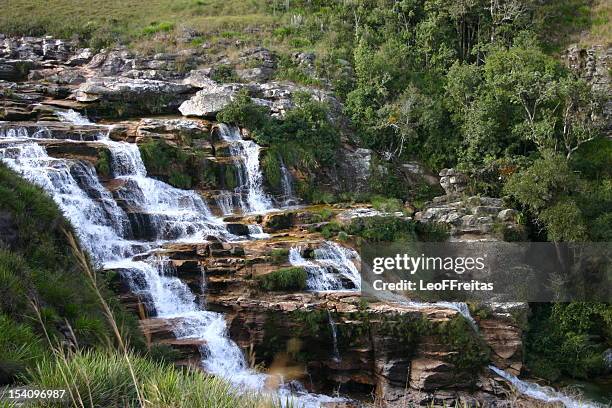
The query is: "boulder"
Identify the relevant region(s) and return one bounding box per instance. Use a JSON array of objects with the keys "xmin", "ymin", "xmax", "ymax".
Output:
[
  {"xmin": 76, "ymin": 76, "xmax": 193, "ymax": 102},
  {"xmin": 75, "ymin": 77, "xmax": 194, "ymax": 117},
  {"xmin": 178, "ymin": 85, "xmax": 236, "ymax": 117}
]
